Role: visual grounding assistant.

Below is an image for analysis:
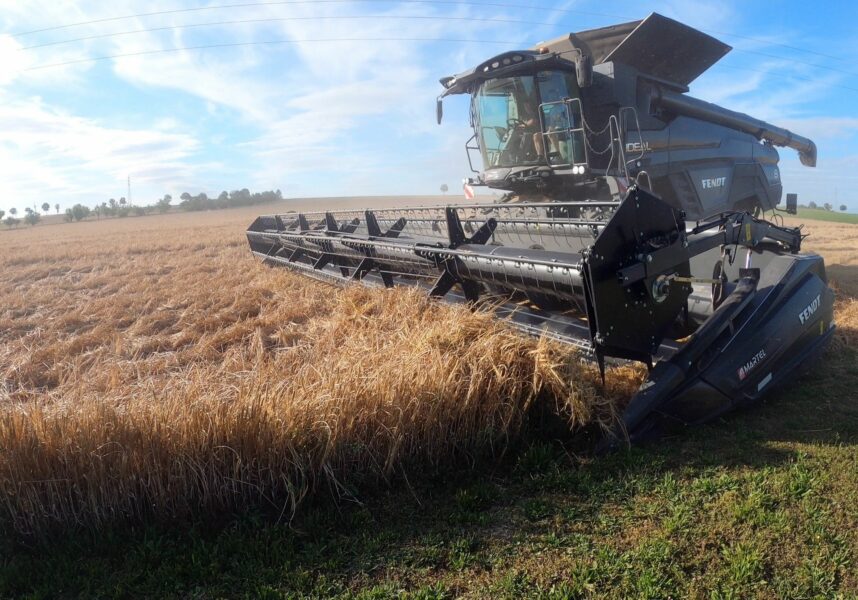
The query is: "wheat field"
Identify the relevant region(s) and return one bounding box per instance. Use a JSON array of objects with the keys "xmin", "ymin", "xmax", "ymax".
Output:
[
  {"xmin": 0, "ymin": 202, "xmax": 647, "ymax": 535},
  {"xmin": 1, "ymin": 203, "xmax": 855, "ymax": 536}
]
